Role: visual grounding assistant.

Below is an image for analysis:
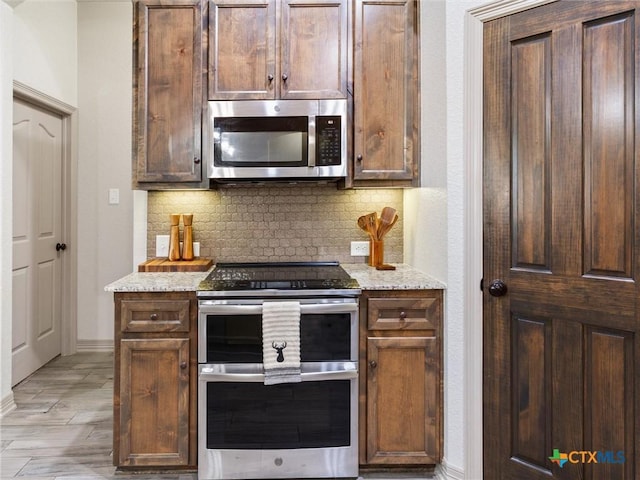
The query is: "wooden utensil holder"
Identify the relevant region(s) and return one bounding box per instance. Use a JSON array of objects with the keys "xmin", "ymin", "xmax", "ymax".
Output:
[{"xmin": 369, "ymin": 238, "xmax": 384, "ymax": 267}]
